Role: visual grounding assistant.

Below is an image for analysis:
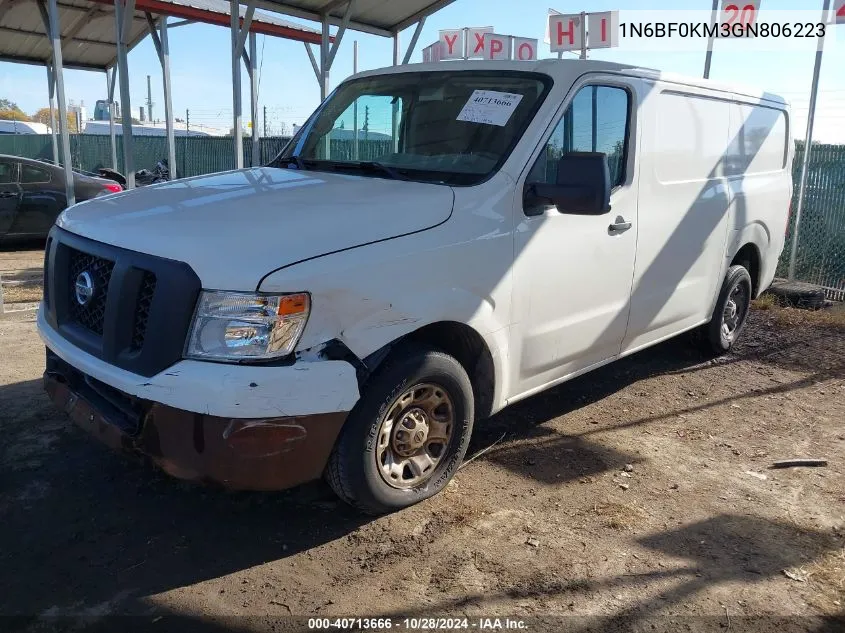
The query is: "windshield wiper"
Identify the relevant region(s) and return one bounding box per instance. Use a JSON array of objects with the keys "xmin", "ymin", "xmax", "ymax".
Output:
[
  {"xmin": 271, "ymin": 155, "xmax": 308, "ymax": 170},
  {"xmin": 355, "ymin": 161, "xmax": 408, "ymax": 181}
]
